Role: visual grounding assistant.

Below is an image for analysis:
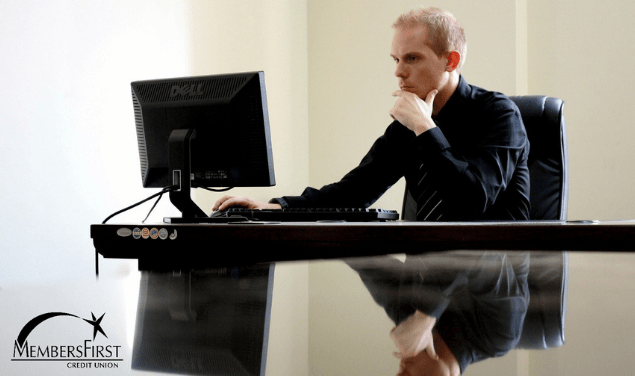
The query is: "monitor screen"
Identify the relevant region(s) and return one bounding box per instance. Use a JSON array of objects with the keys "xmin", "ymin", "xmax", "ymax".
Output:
[{"xmin": 131, "ymin": 71, "xmax": 275, "ymax": 219}]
